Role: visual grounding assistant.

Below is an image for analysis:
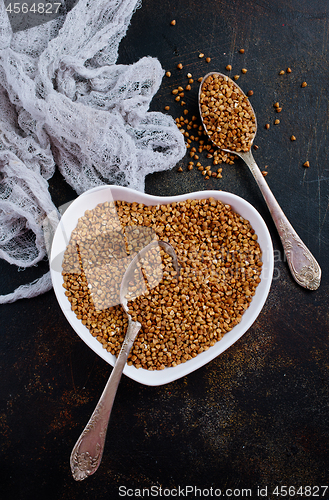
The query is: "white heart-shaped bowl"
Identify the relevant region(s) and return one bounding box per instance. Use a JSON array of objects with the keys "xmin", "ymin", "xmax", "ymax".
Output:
[{"xmin": 50, "ymin": 185, "xmax": 273, "ymax": 386}]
